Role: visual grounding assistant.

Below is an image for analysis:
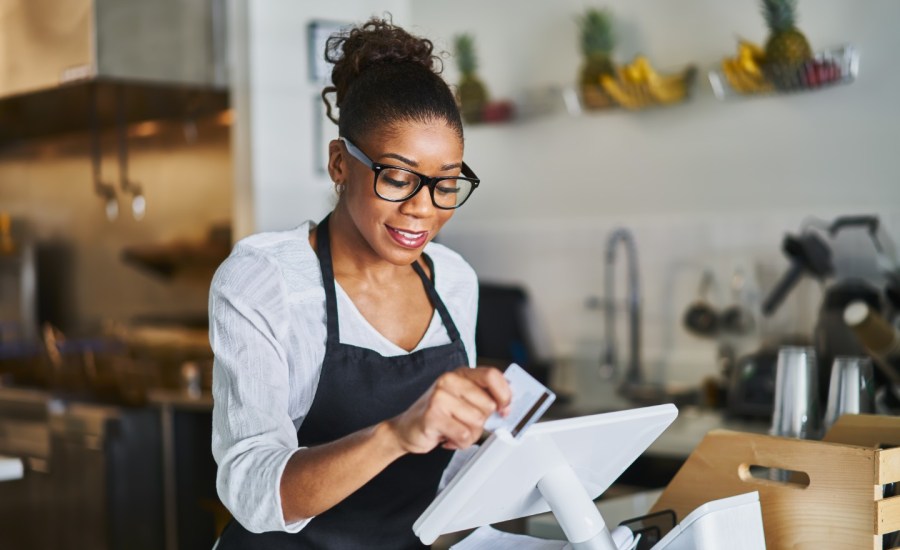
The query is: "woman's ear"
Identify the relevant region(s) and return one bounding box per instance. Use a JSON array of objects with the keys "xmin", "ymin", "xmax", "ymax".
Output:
[{"xmin": 327, "ymin": 139, "xmax": 346, "ymax": 185}]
